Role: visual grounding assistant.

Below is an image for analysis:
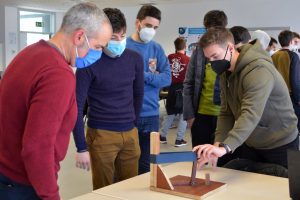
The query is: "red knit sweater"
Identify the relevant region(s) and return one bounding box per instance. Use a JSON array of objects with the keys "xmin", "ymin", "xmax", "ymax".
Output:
[{"xmin": 0, "ymin": 40, "xmax": 77, "ymax": 200}]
